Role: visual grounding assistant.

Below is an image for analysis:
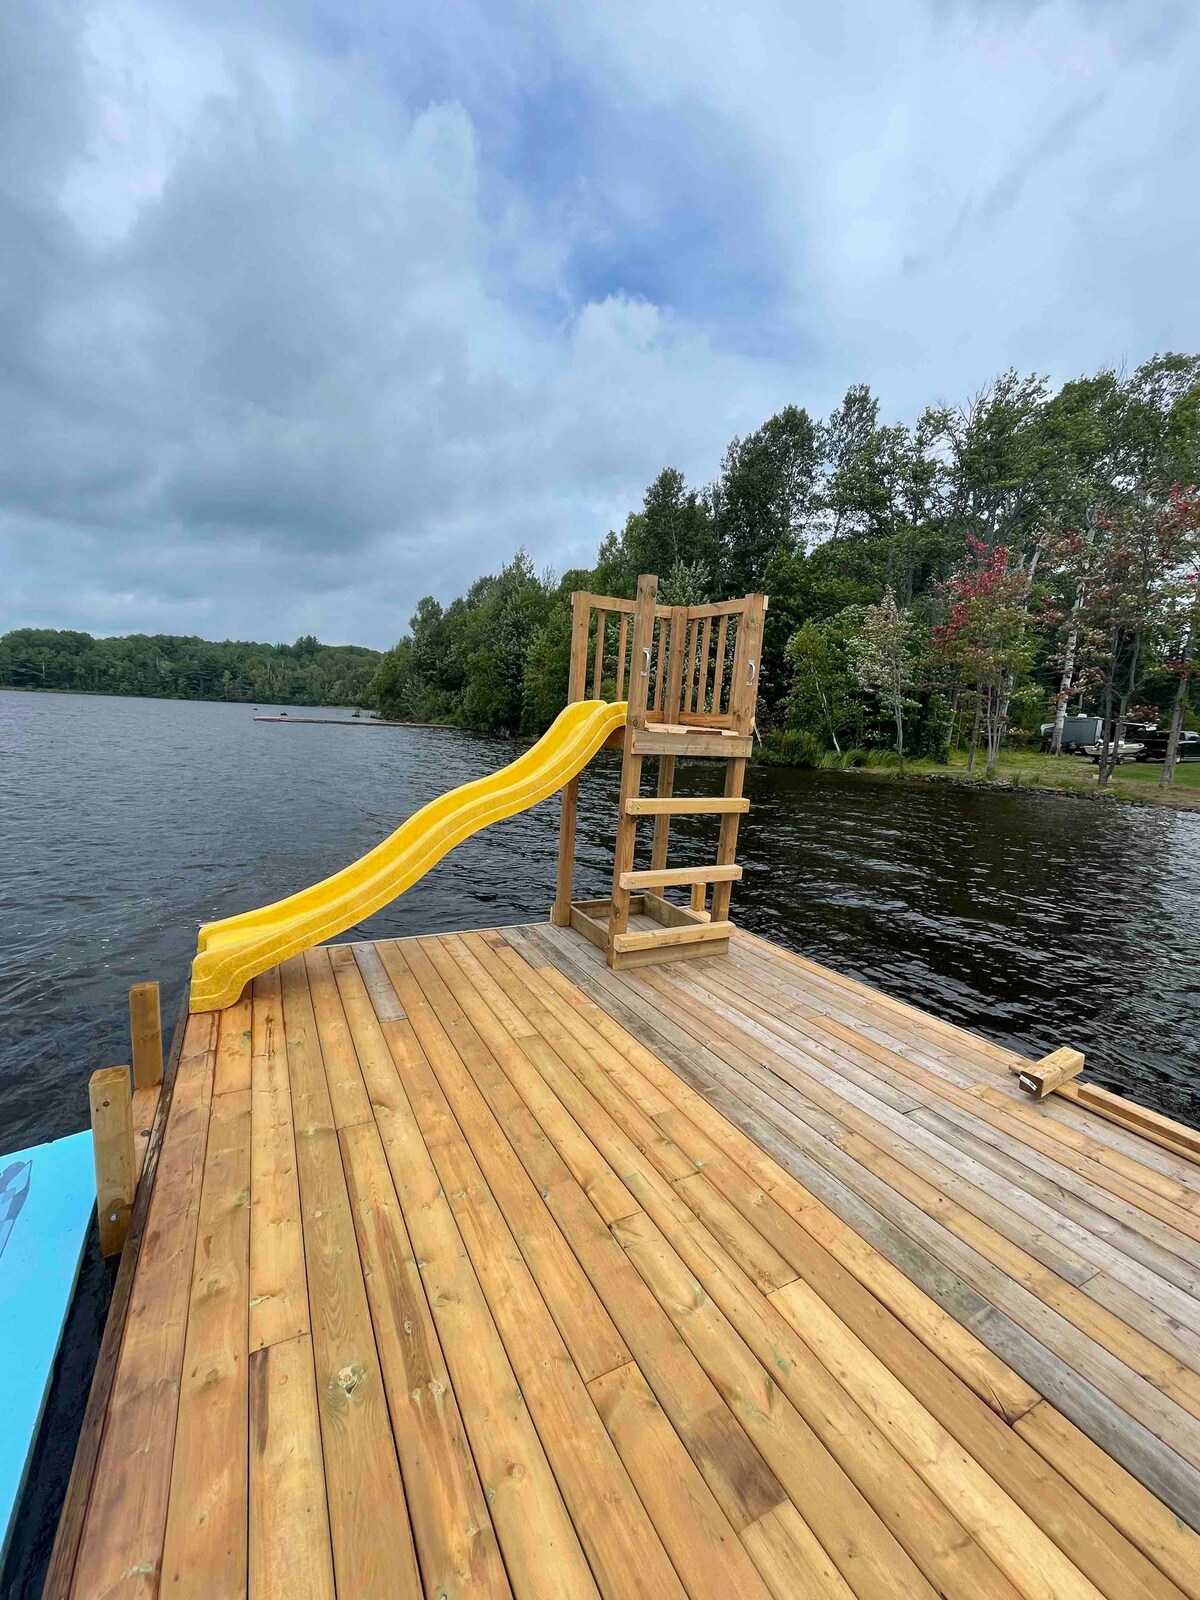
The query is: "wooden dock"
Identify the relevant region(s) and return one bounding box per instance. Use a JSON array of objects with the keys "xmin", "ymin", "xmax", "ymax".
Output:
[{"xmin": 46, "ymin": 922, "xmax": 1200, "ymax": 1600}]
